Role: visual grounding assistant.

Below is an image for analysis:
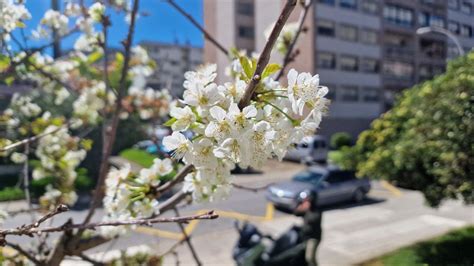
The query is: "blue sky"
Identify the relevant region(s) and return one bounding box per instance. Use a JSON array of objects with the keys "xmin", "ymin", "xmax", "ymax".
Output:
[{"xmin": 14, "ymin": 0, "xmax": 204, "ymax": 51}]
